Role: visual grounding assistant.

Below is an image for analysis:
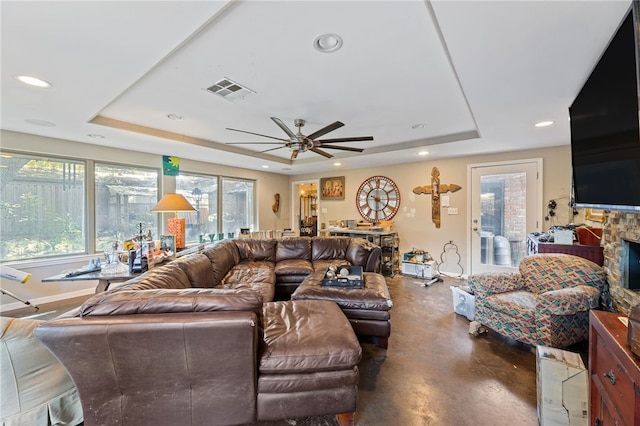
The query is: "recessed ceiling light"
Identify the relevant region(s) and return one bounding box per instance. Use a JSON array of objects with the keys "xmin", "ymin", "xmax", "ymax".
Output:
[
  {"xmin": 418, "ymin": 151, "xmax": 429, "ymax": 156},
  {"xmin": 16, "ymin": 75, "xmax": 51, "ymax": 88},
  {"xmin": 333, "ymin": 162, "xmax": 342, "ymax": 166},
  {"xmin": 24, "ymin": 118, "xmax": 55, "ymax": 127},
  {"xmin": 88, "ymin": 134, "xmax": 105, "ymax": 139},
  {"xmin": 261, "ymin": 165, "xmax": 269, "ymax": 169},
  {"xmin": 535, "ymin": 120, "xmax": 554, "ymax": 127},
  {"xmin": 412, "ymin": 123, "xmax": 426, "ymax": 129},
  {"xmin": 167, "ymin": 113, "xmax": 184, "ymax": 120},
  {"xmin": 313, "ymin": 33, "xmax": 343, "ymax": 53}
]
